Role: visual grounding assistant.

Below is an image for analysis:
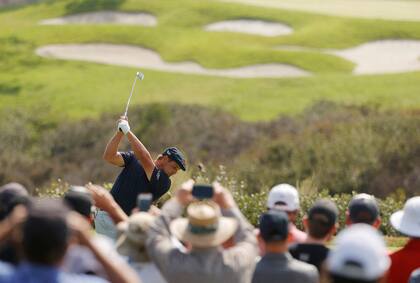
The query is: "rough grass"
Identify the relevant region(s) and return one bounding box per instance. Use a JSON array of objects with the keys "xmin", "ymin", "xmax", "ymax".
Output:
[{"xmin": 1, "ymin": 0, "xmax": 420, "ymax": 121}]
